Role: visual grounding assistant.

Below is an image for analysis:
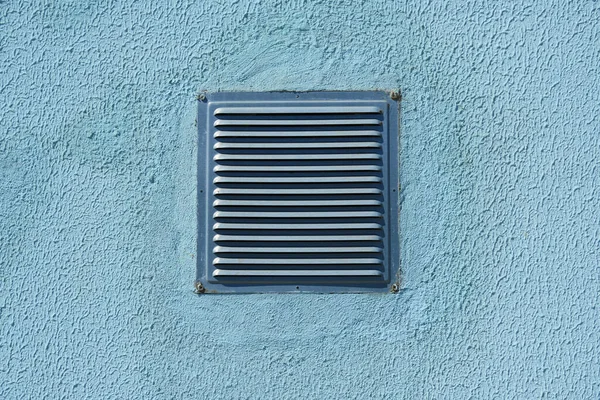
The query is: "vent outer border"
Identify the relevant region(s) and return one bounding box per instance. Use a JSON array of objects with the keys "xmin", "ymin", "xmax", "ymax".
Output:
[{"xmin": 196, "ymin": 90, "xmax": 400, "ymax": 294}]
